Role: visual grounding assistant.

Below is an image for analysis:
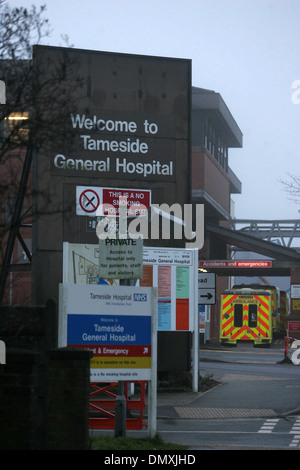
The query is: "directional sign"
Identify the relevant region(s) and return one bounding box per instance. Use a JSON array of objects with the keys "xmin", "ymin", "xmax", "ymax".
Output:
[
  {"xmin": 198, "ymin": 289, "xmax": 215, "ymax": 304},
  {"xmin": 198, "ymin": 272, "xmax": 216, "ymax": 289},
  {"xmin": 199, "ymin": 260, "xmax": 272, "ymax": 269},
  {"xmin": 76, "ymin": 186, "xmax": 102, "ymax": 217},
  {"xmin": 198, "ymin": 272, "xmax": 216, "ymax": 304}
]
